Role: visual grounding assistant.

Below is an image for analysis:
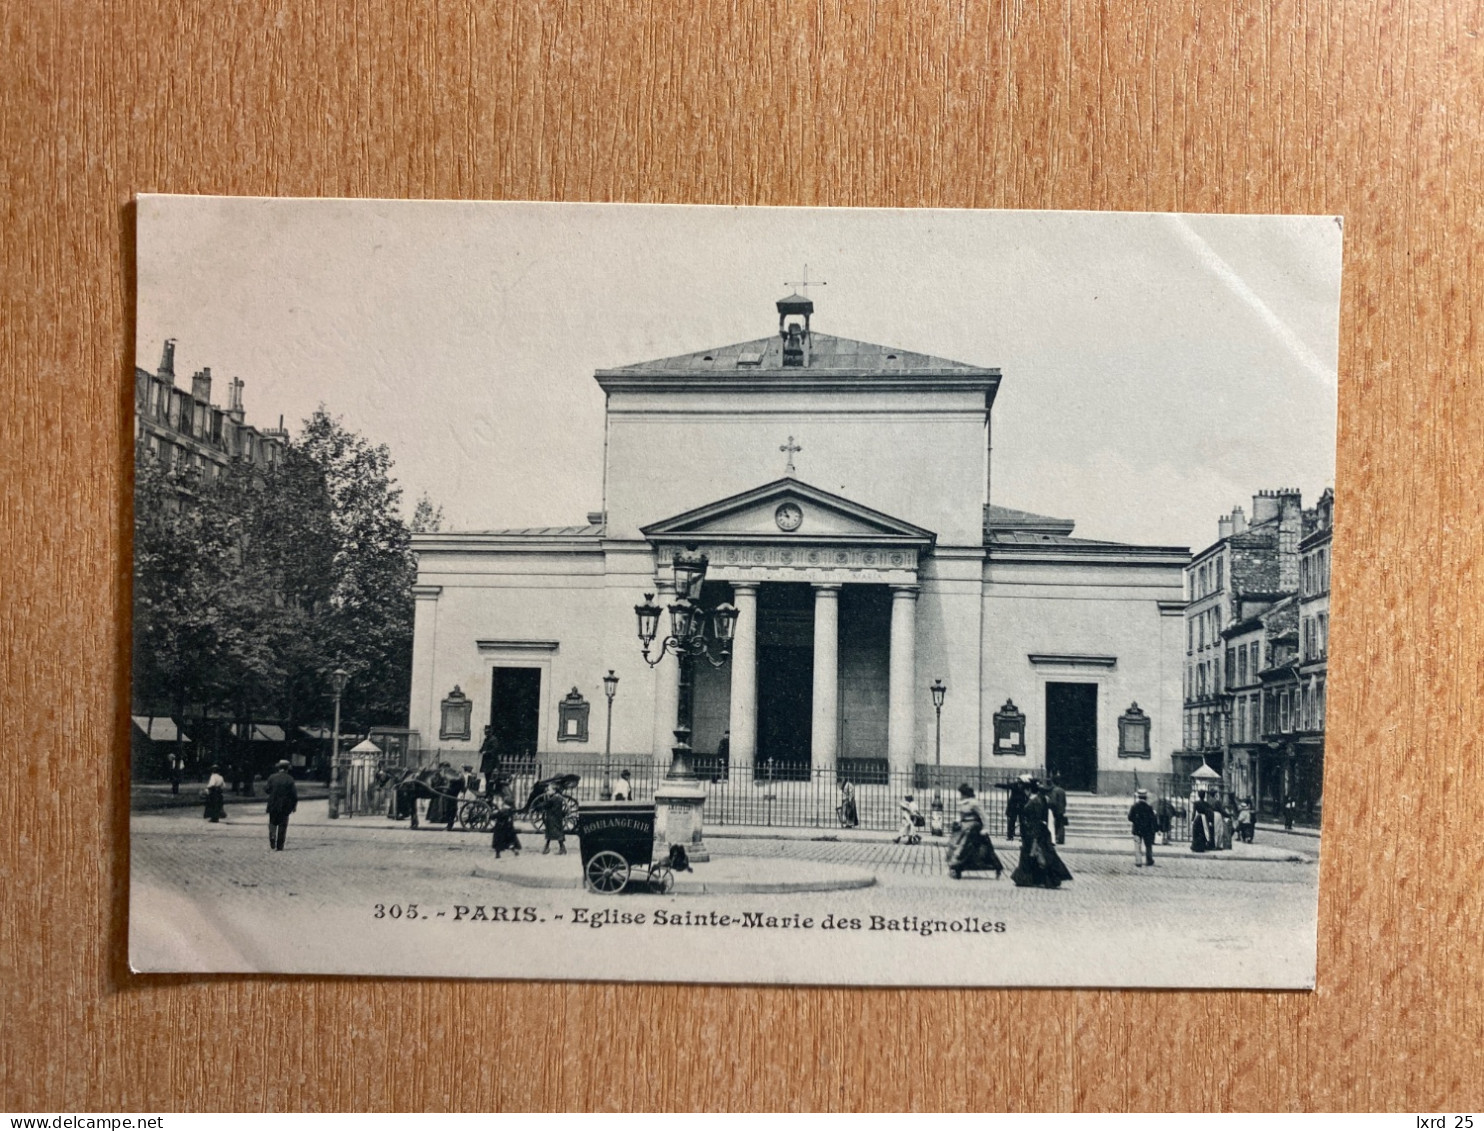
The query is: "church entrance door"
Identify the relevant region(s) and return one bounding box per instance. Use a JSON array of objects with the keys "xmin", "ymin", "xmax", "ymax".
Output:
[
  {"xmin": 1045, "ymin": 682, "xmax": 1098, "ymax": 792},
  {"xmin": 490, "ymin": 667, "xmax": 541, "ymax": 762},
  {"xmin": 755, "ymin": 582, "xmax": 814, "ymax": 779}
]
